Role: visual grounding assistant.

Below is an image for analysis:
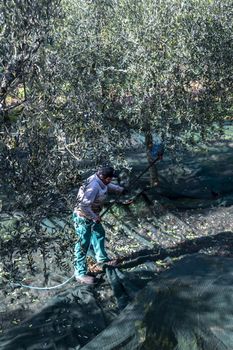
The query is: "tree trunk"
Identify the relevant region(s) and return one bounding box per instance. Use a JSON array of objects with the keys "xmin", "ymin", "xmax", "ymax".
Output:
[{"xmin": 145, "ymin": 130, "xmax": 159, "ymax": 186}]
